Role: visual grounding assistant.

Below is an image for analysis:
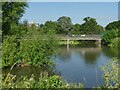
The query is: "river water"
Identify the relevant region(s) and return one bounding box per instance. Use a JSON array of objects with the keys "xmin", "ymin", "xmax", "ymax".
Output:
[
  {"xmin": 54, "ymin": 46, "xmax": 118, "ymax": 87},
  {"xmin": 2, "ymin": 46, "xmax": 118, "ymax": 88}
]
